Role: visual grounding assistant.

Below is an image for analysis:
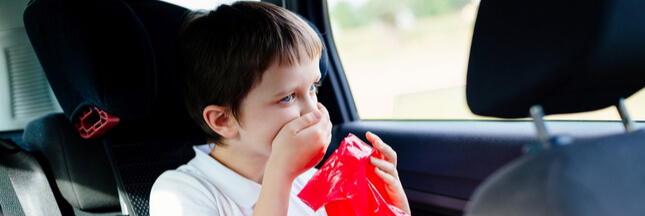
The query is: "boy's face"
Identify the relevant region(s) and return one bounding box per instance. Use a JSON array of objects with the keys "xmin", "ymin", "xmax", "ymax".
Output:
[{"xmin": 232, "ymin": 56, "xmax": 322, "ymax": 158}]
